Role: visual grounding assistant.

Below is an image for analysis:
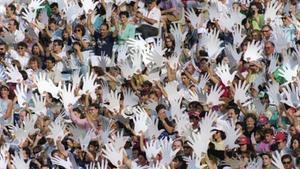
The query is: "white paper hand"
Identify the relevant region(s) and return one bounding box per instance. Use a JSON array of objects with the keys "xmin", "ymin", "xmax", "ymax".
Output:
[
  {"xmin": 104, "ymin": 90, "xmax": 121, "ymax": 113},
  {"xmin": 160, "ymin": 138, "xmax": 180, "ymax": 166},
  {"xmin": 170, "ymin": 24, "xmax": 187, "ymax": 56},
  {"xmin": 243, "ymin": 41, "xmax": 263, "ymax": 62},
  {"xmin": 205, "ymin": 29, "xmax": 224, "ymax": 60},
  {"xmin": 86, "ymin": 160, "xmax": 108, "ymax": 169},
  {"xmin": 60, "ymin": 83, "xmax": 80, "ymax": 110},
  {"xmin": 28, "ymin": 0, "xmax": 44, "ymax": 11},
  {"xmin": 6, "ymin": 66, "xmax": 23, "ymax": 83},
  {"xmin": 266, "ymin": 82, "xmax": 280, "ymax": 105},
  {"xmin": 81, "ymin": 72, "xmax": 100, "ymax": 95},
  {"xmin": 272, "ymin": 151, "xmax": 285, "ymax": 169},
  {"xmin": 118, "ymin": 59, "xmax": 137, "ymax": 79},
  {"xmin": 144, "ymin": 139, "xmax": 161, "ymax": 161},
  {"xmin": 229, "ymin": 8, "xmax": 246, "ymax": 25},
  {"xmin": 232, "ymin": 25, "xmax": 246, "ymax": 47},
  {"xmin": 14, "ymin": 83, "xmax": 30, "ymax": 107},
  {"xmin": 12, "ymin": 152, "xmax": 30, "ymax": 169},
  {"xmin": 23, "ymin": 115, "xmax": 39, "ymax": 135},
  {"xmin": 145, "ymin": 117, "xmax": 164, "ymax": 139},
  {"xmin": 278, "ymin": 64, "xmax": 298, "ymax": 84},
  {"xmin": 264, "ymin": 0, "xmax": 282, "ymax": 22},
  {"xmin": 174, "ymin": 113, "xmax": 193, "ymax": 138},
  {"xmin": 147, "ymin": 39, "xmax": 166, "ymax": 68},
  {"xmin": 82, "ymin": 0, "xmax": 99, "ymax": 14},
  {"xmin": 29, "ymin": 93, "xmax": 47, "ymax": 115},
  {"xmin": 280, "ymin": 84, "xmax": 300, "ymax": 108},
  {"xmin": 206, "ymin": 85, "xmax": 224, "ymax": 106},
  {"xmin": 273, "ymin": 26, "xmax": 290, "ymax": 52},
  {"xmin": 63, "ymin": 1, "xmax": 83, "ymax": 23},
  {"xmin": 197, "ymin": 73, "xmax": 210, "ymax": 91},
  {"xmin": 246, "ymin": 158, "xmax": 263, "ymax": 169},
  {"xmin": 185, "ymin": 8, "xmax": 206, "ymax": 29},
  {"xmin": 110, "ymin": 130, "xmax": 129, "ymax": 151},
  {"xmin": 208, "ymin": 1, "xmax": 221, "ymax": 21},
  {"xmin": 234, "ymin": 80, "xmax": 252, "ymax": 107},
  {"xmin": 133, "ymin": 107, "xmax": 150, "ymax": 135},
  {"xmin": 79, "ymin": 128, "xmax": 94, "ymax": 151},
  {"xmin": 220, "ymin": 119, "xmax": 241, "ymax": 149},
  {"xmin": 34, "ymin": 72, "xmax": 61, "ymax": 99},
  {"xmin": 102, "ymin": 143, "xmax": 124, "ymax": 168},
  {"xmin": 22, "ymin": 8, "xmax": 37, "ymax": 23},
  {"xmin": 117, "ymin": 44, "xmax": 129, "ymax": 62},
  {"xmin": 123, "ymin": 89, "xmax": 139, "ymax": 107},
  {"xmin": 183, "ymin": 153, "xmax": 203, "ymax": 169},
  {"xmin": 47, "ymin": 117, "xmax": 66, "ymax": 141},
  {"xmin": 224, "ymin": 44, "xmax": 242, "ymax": 65},
  {"xmin": 268, "ymin": 54, "xmax": 279, "ymax": 73},
  {"xmin": 51, "ymin": 156, "xmax": 72, "ymax": 169},
  {"xmin": 99, "ymin": 120, "xmax": 114, "ymax": 145},
  {"xmin": 215, "ymin": 63, "xmax": 237, "ymax": 86},
  {"xmin": 13, "ymin": 124, "xmax": 28, "ymax": 144},
  {"xmin": 164, "ymin": 81, "xmax": 181, "ymax": 101},
  {"xmin": 169, "ymin": 97, "xmax": 185, "ymax": 120},
  {"xmin": 72, "ymin": 70, "xmax": 82, "ymax": 87},
  {"xmin": 0, "ymin": 151, "xmax": 8, "ymax": 169}
]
